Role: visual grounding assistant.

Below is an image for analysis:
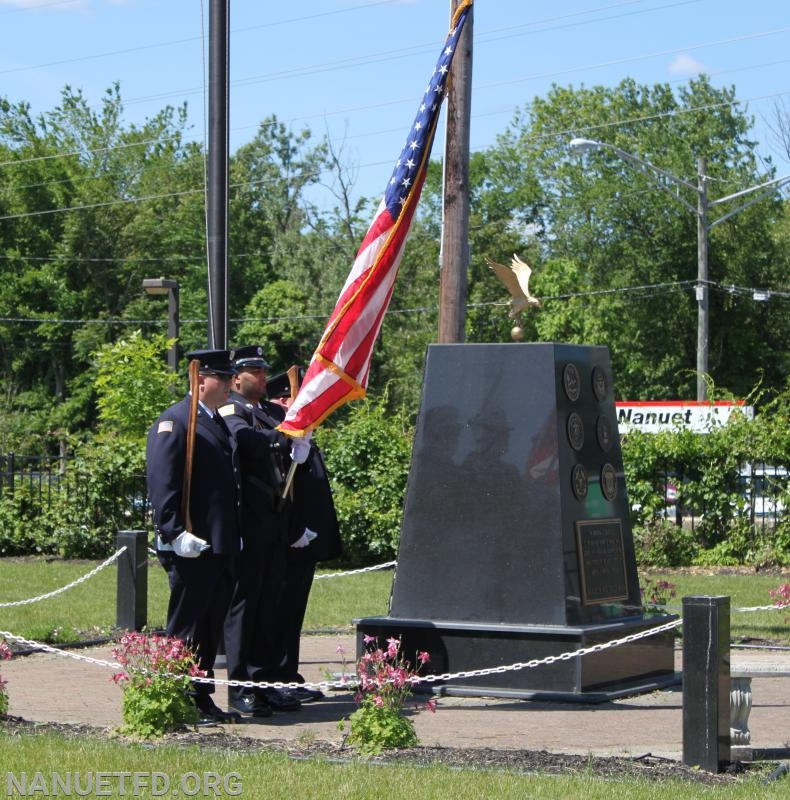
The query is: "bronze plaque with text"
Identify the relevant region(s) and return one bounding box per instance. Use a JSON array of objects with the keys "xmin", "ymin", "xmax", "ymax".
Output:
[{"xmin": 575, "ymin": 519, "xmax": 628, "ymax": 604}]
